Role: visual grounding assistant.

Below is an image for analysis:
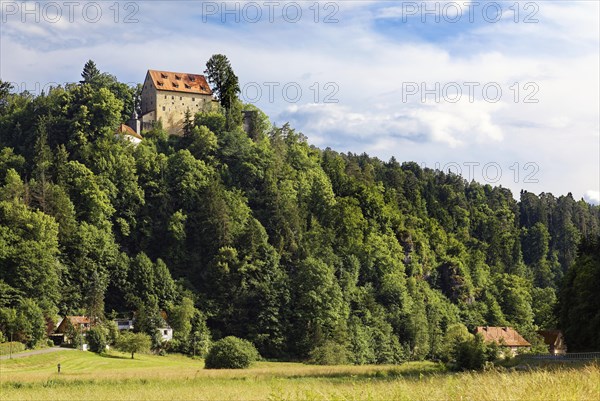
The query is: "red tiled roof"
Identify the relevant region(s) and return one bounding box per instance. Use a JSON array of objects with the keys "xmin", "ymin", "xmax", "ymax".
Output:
[
  {"xmin": 475, "ymin": 326, "xmax": 531, "ymax": 347},
  {"xmin": 147, "ymin": 70, "xmax": 212, "ymax": 95},
  {"xmin": 117, "ymin": 124, "xmax": 143, "ymax": 140}
]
